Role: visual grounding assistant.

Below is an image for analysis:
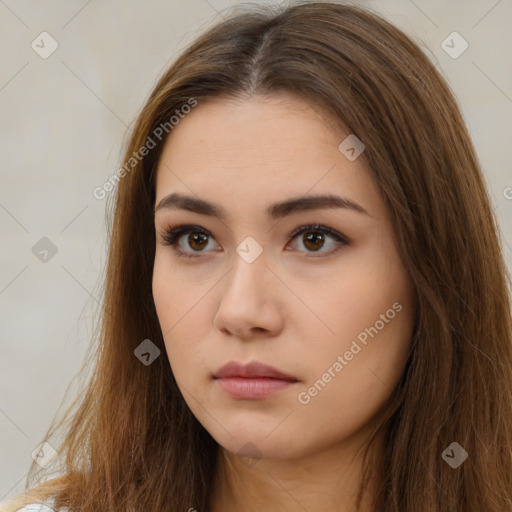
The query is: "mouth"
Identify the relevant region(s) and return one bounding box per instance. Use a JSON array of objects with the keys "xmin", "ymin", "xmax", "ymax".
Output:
[{"xmin": 213, "ymin": 360, "xmax": 299, "ymax": 399}]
